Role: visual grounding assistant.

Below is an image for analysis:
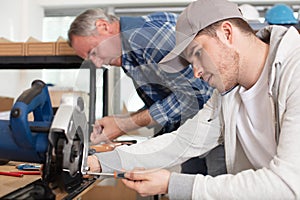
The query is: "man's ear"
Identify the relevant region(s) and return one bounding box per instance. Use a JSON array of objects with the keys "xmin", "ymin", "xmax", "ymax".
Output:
[
  {"xmin": 95, "ymin": 19, "xmax": 110, "ymax": 34},
  {"xmin": 218, "ymin": 21, "xmax": 233, "ymax": 45}
]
